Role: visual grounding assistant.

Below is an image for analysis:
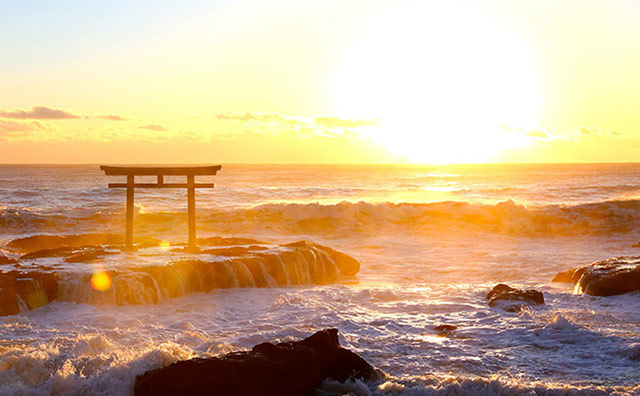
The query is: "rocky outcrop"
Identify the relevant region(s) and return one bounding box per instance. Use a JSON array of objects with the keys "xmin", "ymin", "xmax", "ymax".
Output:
[
  {"xmin": 7, "ymin": 233, "xmax": 164, "ymax": 254},
  {"xmin": 0, "ymin": 235, "xmax": 361, "ymax": 315},
  {"xmin": 134, "ymin": 328, "xmax": 378, "ymax": 396},
  {"xmin": 487, "ymin": 283, "xmax": 544, "ymax": 312},
  {"xmin": 0, "ymin": 271, "xmax": 59, "ymax": 316},
  {"xmin": 0, "ymin": 252, "xmax": 16, "ymax": 265},
  {"xmin": 8, "ymin": 233, "xmax": 125, "ymax": 253},
  {"xmin": 554, "ymin": 257, "xmax": 640, "ymax": 296}
]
